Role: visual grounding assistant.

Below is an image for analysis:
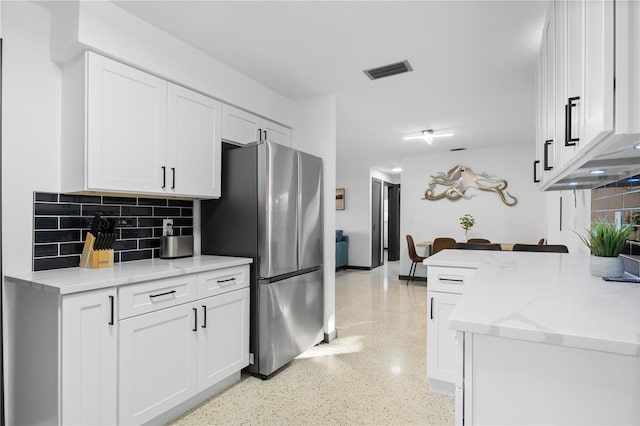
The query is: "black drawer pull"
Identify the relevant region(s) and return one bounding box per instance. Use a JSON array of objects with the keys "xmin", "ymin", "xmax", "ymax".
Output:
[
  {"xmin": 108, "ymin": 295, "xmax": 115, "ymax": 326},
  {"xmin": 149, "ymin": 290, "xmax": 177, "ymax": 299},
  {"xmin": 533, "ymin": 160, "xmax": 540, "ymax": 183},
  {"xmin": 193, "ymin": 307, "xmax": 198, "ymax": 332},
  {"xmin": 217, "ymin": 277, "xmax": 236, "ymax": 284},
  {"xmin": 430, "ymin": 297, "xmax": 434, "ymax": 320},
  {"xmin": 161, "ymin": 166, "xmax": 166, "ymax": 189},
  {"xmin": 544, "ymin": 140, "xmax": 553, "ymax": 171},
  {"xmin": 565, "ymin": 96, "xmax": 580, "ymax": 146},
  {"xmin": 202, "ymin": 305, "xmax": 207, "ymax": 328}
]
